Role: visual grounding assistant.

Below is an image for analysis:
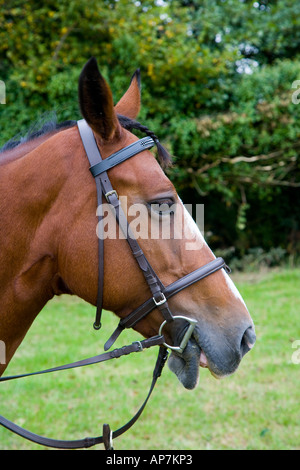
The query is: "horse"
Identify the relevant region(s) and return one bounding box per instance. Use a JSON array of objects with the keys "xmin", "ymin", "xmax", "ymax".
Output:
[{"xmin": 0, "ymin": 57, "xmax": 256, "ymax": 446}]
